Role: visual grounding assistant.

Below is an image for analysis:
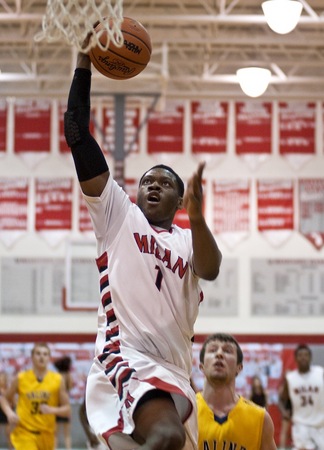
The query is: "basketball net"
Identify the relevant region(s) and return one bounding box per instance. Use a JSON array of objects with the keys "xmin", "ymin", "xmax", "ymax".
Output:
[{"xmin": 34, "ymin": 0, "xmax": 124, "ymax": 52}]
